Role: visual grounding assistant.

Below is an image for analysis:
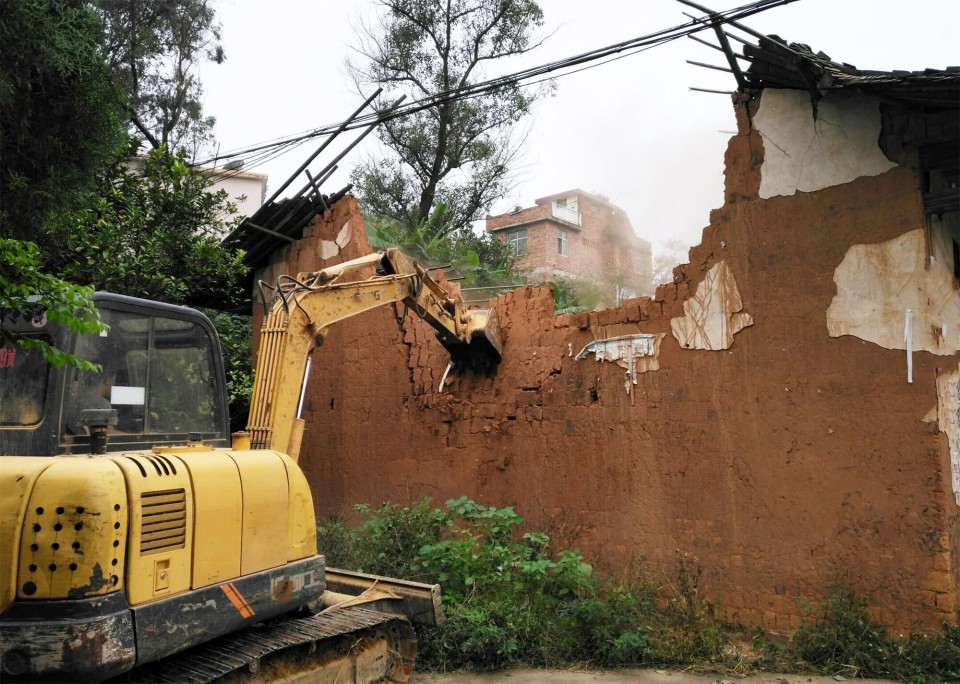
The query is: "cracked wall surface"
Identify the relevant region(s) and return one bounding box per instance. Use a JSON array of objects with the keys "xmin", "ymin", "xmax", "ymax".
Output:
[
  {"xmin": 754, "ymin": 90, "xmax": 897, "ymax": 199},
  {"xmin": 257, "ymin": 92, "xmax": 959, "ymax": 633},
  {"xmin": 827, "ymin": 228, "xmax": 959, "ymax": 356}
]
